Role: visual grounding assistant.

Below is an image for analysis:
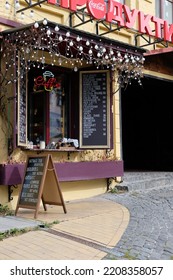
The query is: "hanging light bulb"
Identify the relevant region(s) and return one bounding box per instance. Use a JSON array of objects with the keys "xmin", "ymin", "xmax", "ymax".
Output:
[
  {"xmin": 55, "ymin": 25, "xmax": 59, "ymax": 32},
  {"xmin": 66, "ymin": 31, "xmax": 70, "ymax": 37},
  {"xmin": 59, "ymin": 35, "xmax": 63, "ymax": 42},
  {"xmin": 20, "ymin": 12, "xmax": 25, "ymax": 20},
  {"xmin": 76, "ymin": 36, "xmax": 81, "ymax": 42},
  {"xmin": 30, "ymin": 10, "xmax": 34, "ymax": 18},
  {"xmin": 74, "ymin": 66, "xmax": 78, "ymax": 72},
  {"xmin": 47, "ymin": 29, "xmax": 51, "ymax": 36},
  {"xmin": 34, "ymin": 22, "xmax": 39, "ymax": 28},
  {"xmin": 15, "ymin": 0, "xmax": 20, "ymax": 9},
  {"xmin": 43, "ymin": 18, "xmax": 48, "ymax": 25},
  {"xmin": 5, "ymin": 1, "xmax": 10, "ymax": 10}
]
